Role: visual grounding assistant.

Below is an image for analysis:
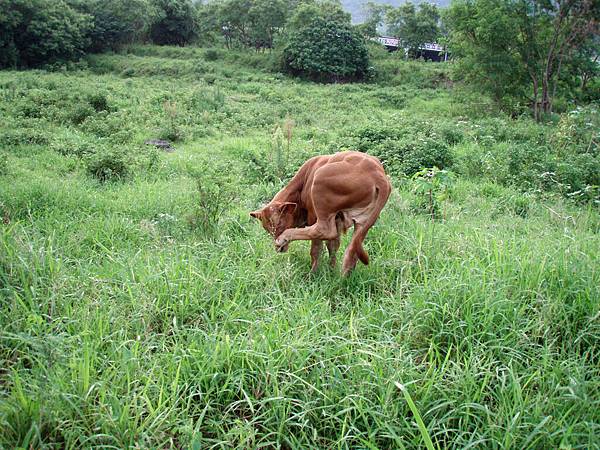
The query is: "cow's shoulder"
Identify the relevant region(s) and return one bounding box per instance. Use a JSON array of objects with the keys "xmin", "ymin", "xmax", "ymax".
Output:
[{"xmin": 300, "ymin": 155, "xmax": 331, "ymax": 178}]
